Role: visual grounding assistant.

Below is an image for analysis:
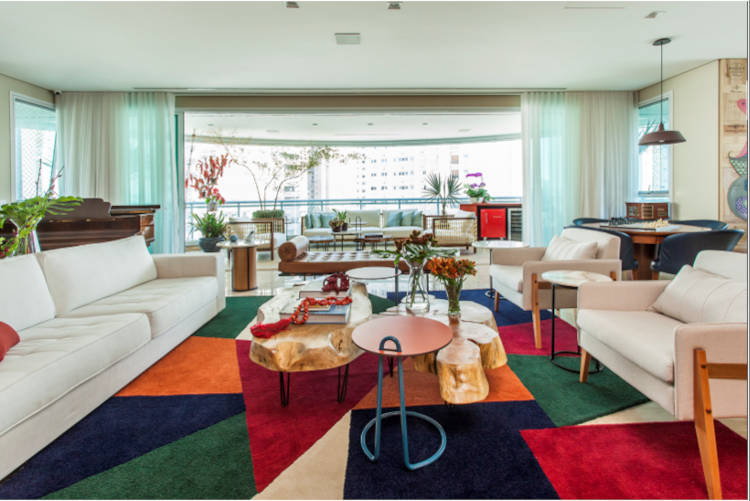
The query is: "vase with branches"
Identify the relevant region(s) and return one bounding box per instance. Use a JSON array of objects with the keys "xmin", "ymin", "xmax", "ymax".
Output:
[
  {"xmin": 185, "ymin": 154, "xmax": 231, "ymax": 212},
  {"xmin": 423, "ymin": 172, "xmax": 461, "ymax": 215}
]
